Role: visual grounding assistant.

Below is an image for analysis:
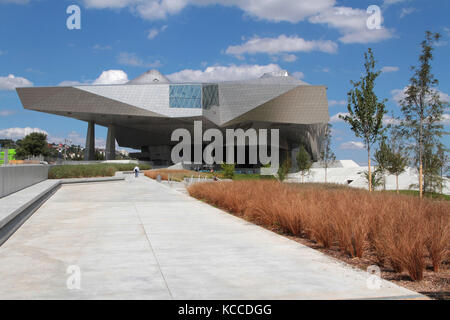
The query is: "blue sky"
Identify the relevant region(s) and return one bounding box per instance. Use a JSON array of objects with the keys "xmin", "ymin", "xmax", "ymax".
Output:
[{"xmin": 0, "ymin": 0, "xmax": 449, "ymax": 164}]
